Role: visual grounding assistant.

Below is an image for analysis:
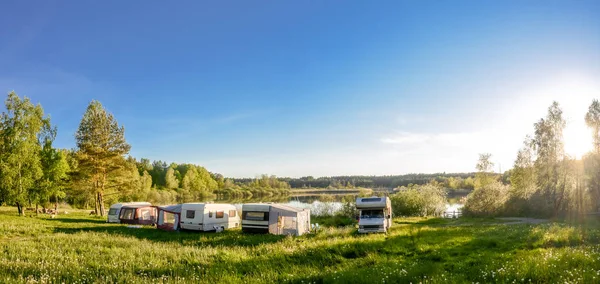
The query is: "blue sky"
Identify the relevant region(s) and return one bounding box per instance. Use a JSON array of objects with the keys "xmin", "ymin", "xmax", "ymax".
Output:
[{"xmin": 1, "ymin": 1, "xmax": 599, "ymax": 177}]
